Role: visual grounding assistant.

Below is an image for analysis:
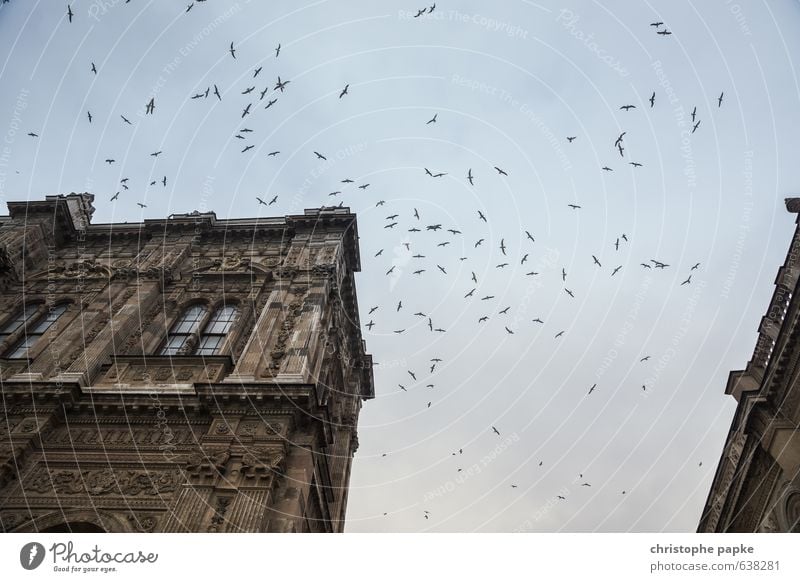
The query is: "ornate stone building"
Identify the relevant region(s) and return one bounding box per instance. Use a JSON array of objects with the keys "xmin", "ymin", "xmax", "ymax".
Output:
[
  {"xmin": 0, "ymin": 193, "xmax": 373, "ymax": 533},
  {"xmin": 698, "ymin": 198, "xmax": 800, "ymax": 532}
]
